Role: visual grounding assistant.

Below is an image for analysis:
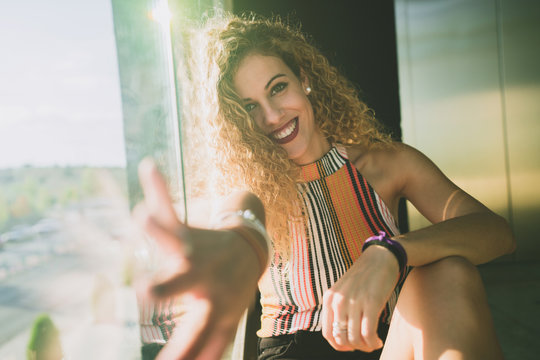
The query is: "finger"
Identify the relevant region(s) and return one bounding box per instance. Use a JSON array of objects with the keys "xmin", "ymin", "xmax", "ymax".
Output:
[
  {"xmin": 321, "ymin": 295, "xmax": 333, "ymax": 341},
  {"xmin": 138, "ymin": 158, "xmax": 180, "ymax": 229},
  {"xmin": 348, "ymin": 303, "xmax": 368, "ymax": 350},
  {"xmin": 150, "ymin": 270, "xmax": 198, "ymax": 299},
  {"xmin": 193, "ymin": 320, "xmax": 239, "ymax": 360},
  {"xmin": 333, "ymin": 325, "xmax": 354, "ymax": 351},
  {"xmin": 133, "ymin": 203, "xmax": 189, "ymax": 255},
  {"xmin": 322, "ymin": 295, "xmax": 352, "ymax": 352},
  {"xmin": 331, "ymin": 294, "xmax": 355, "ymax": 351},
  {"xmin": 333, "ymin": 315, "xmax": 350, "ymax": 348},
  {"xmin": 360, "ymin": 310, "xmax": 383, "ymax": 351},
  {"xmin": 156, "ymin": 298, "xmax": 213, "ymax": 360}
]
